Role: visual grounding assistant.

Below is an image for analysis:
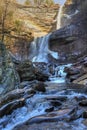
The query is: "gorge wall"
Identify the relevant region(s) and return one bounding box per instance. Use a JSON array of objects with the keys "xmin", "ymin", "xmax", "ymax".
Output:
[{"xmin": 49, "ymin": 0, "xmax": 87, "ymax": 62}]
